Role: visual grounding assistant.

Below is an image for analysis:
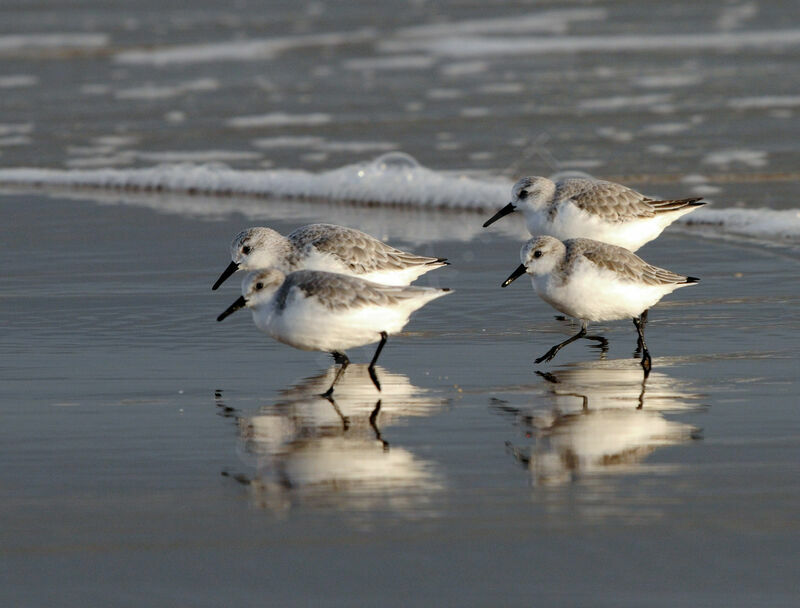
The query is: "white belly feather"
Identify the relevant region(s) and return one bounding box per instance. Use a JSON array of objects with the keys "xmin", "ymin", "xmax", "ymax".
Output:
[
  {"xmin": 525, "ymin": 203, "xmax": 686, "ymax": 252},
  {"xmin": 532, "ymin": 263, "xmax": 678, "ymax": 322},
  {"xmin": 253, "ymin": 297, "xmax": 413, "ymax": 352}
]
